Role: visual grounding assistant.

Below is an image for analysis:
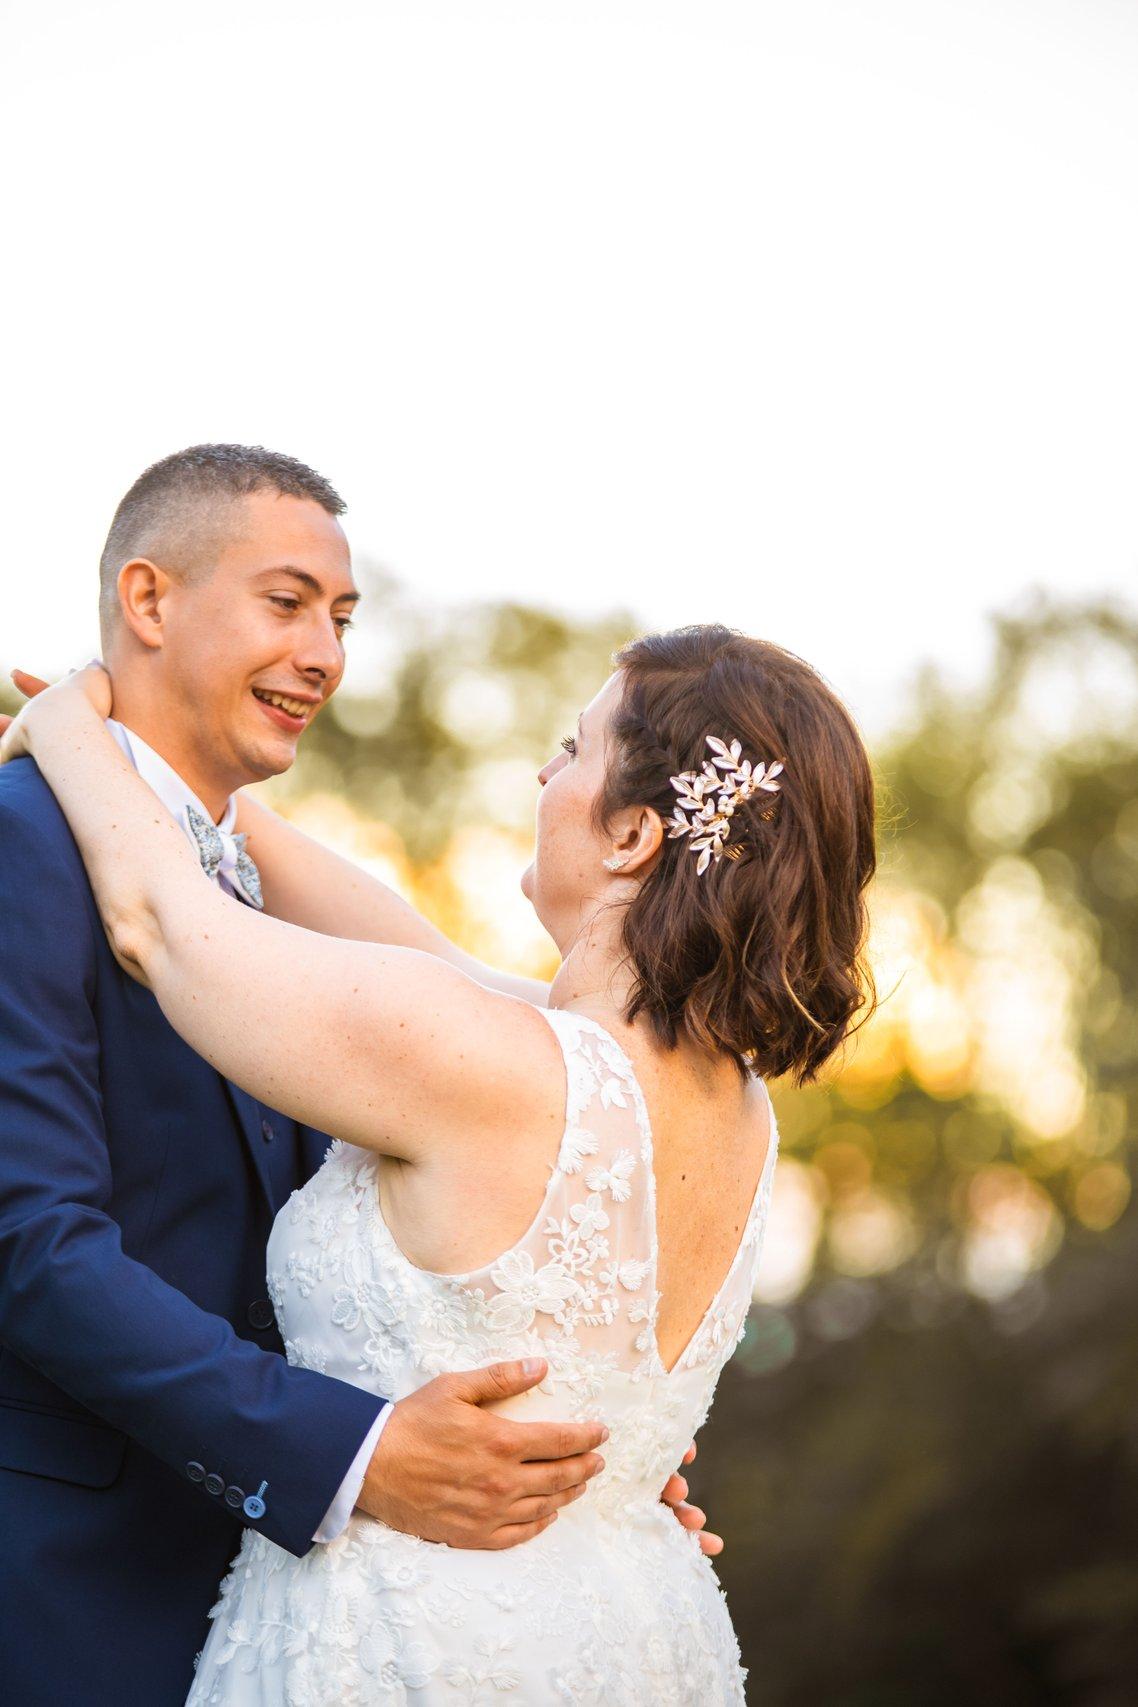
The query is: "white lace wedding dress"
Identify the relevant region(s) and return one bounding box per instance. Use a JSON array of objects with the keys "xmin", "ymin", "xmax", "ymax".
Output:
[{"xmin": 188, "ymin": 1008, "xmax": 779, "ymax": 1705}]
